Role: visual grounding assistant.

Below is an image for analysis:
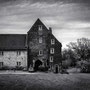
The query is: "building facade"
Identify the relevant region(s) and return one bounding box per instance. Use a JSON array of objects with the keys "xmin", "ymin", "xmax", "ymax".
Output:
[
  {"xmin": 0, "ymin": 34, "xmax": 27, "ymax": 69},
  {"xmin": 0, "ymin": 19, "xmax": 62, "ymax": 71}
]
